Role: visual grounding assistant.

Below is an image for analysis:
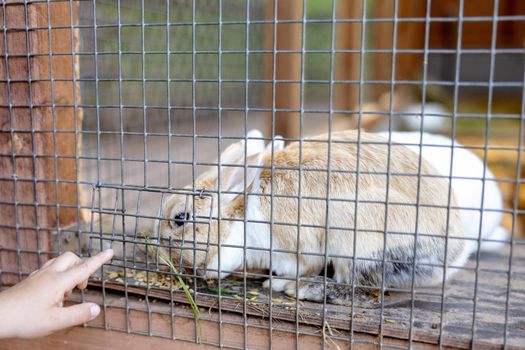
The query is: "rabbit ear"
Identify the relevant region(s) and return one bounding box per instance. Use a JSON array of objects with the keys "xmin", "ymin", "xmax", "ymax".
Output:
[
  {"xmin": 219, "ymin": 131, "xmax": 273, "ymax": 197},
  {"xmin": 219, "ymin": 151, "xmax": 265, "ymax": 202},
  {"xmin": 264, "ymin": 135, "xmax": 284, "ymax": 153},
  {"xmin": 245, "ymin": 129, "xmax": 265, "ymax": 156},
  {"xmin": 196, "ymin": 130, "xmax": 265, "ymax": 190},
  {"xmin": 219, "ymin": 141, "xmax": 245, "ymax": 166},
  {"xmin": 220, "ymin": 130, "xmax": 264, "ymax": 189},
  {"xmin": 218, "ymin": 129, "xmax": 264, "ymax": 165}
]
